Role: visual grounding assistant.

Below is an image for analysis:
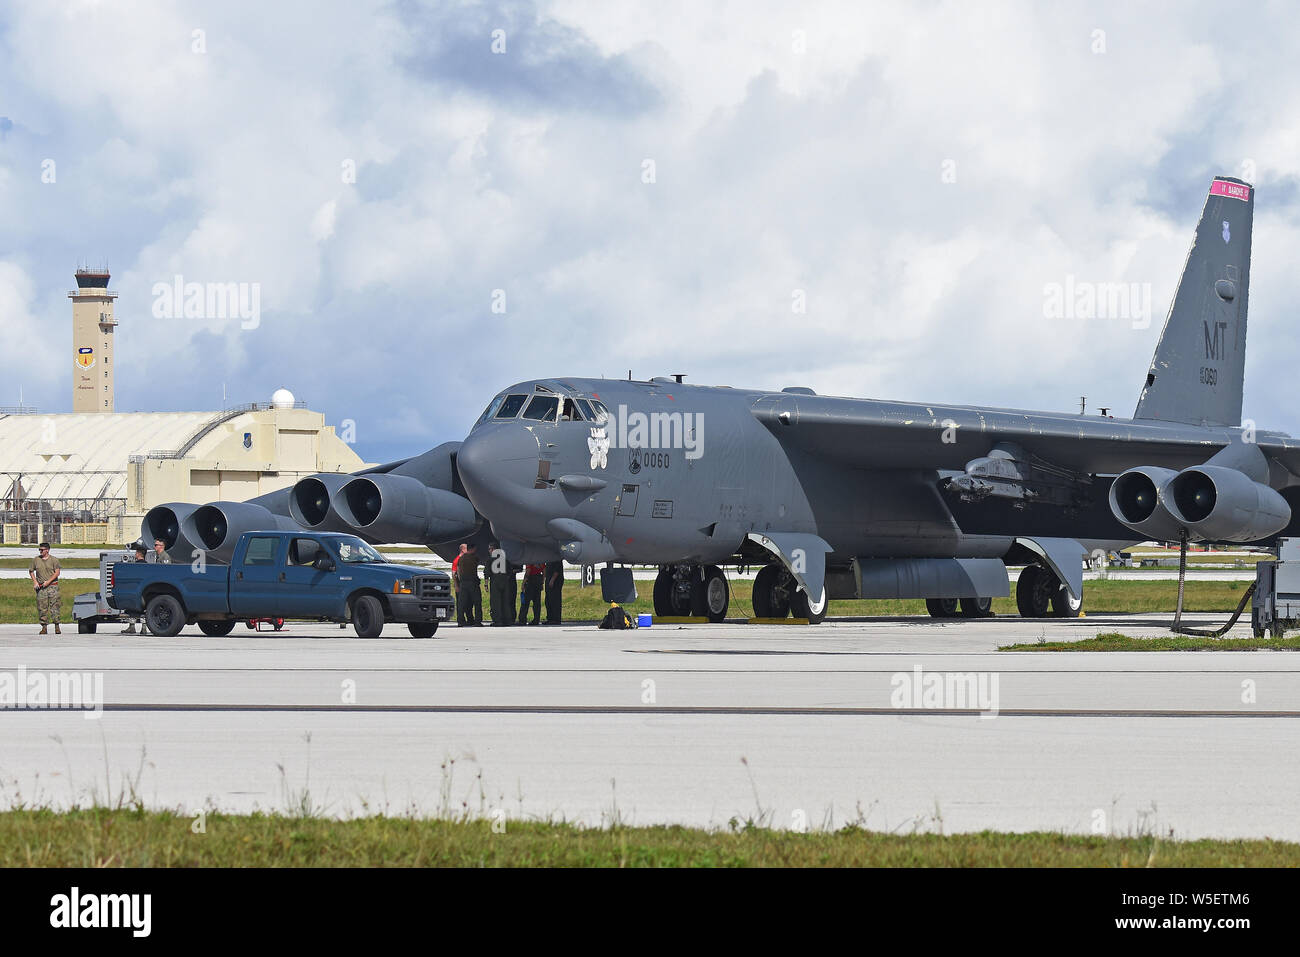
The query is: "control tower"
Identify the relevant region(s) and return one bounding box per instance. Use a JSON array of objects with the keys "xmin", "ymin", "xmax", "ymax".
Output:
[{"xmin": 69, "ymin": 267, "xmax": 118, "ymax": 412}]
